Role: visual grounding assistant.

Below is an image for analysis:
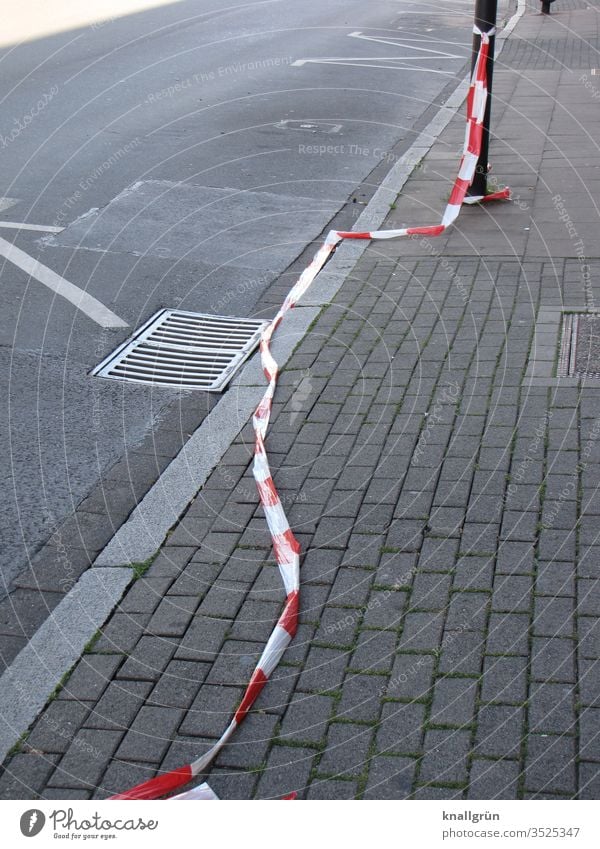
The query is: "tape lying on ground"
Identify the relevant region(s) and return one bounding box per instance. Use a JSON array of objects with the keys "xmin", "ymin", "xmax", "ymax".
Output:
[{"xmin": 110, "ymin": 30, "xmax": 508, "ymax": 801}]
